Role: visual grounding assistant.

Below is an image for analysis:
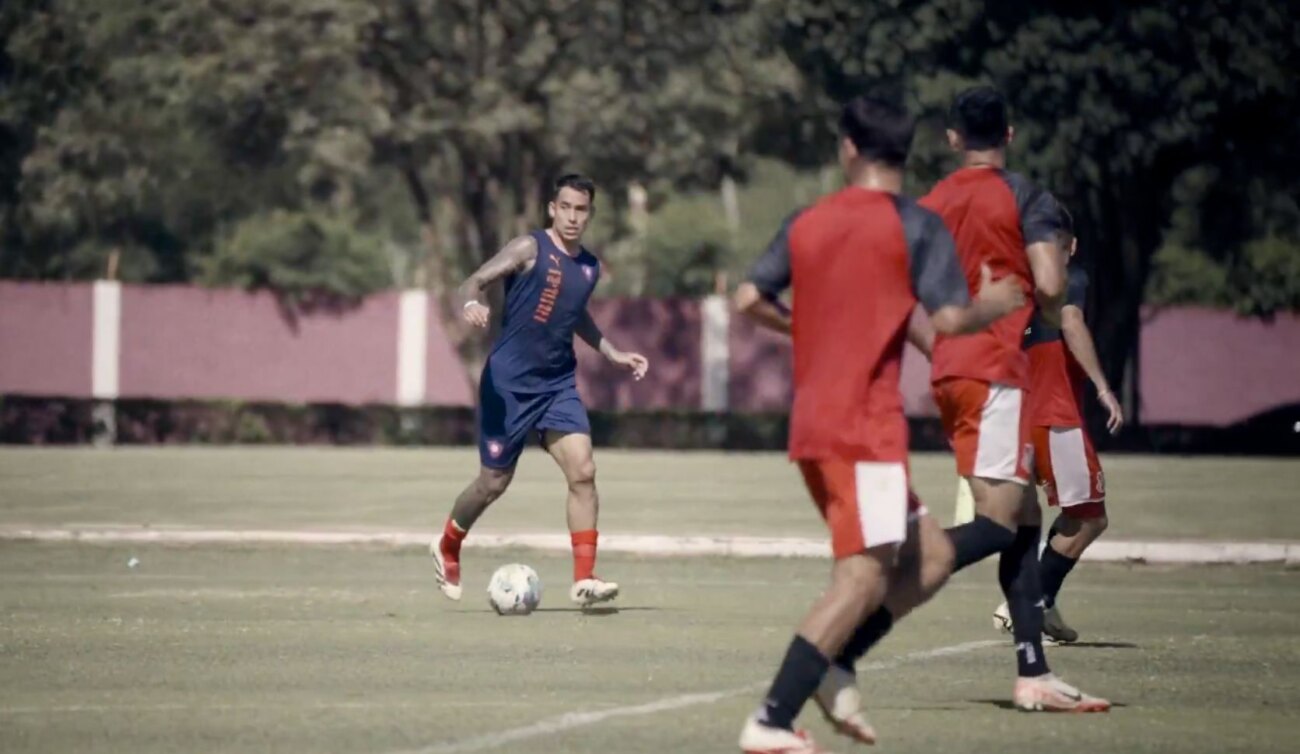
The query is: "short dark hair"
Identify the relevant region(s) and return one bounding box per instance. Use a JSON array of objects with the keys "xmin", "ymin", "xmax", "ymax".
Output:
[
  {"xmin": 949, "ymin": 86, "xmax": 1009, "ymax": 150},
  {"xmin": 838, "ymin": 96, "xmax": 916, "ymax": 168},
  {"xmin": 552, "ymin": 173, "xmax": 596, "ymax": 203}
]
